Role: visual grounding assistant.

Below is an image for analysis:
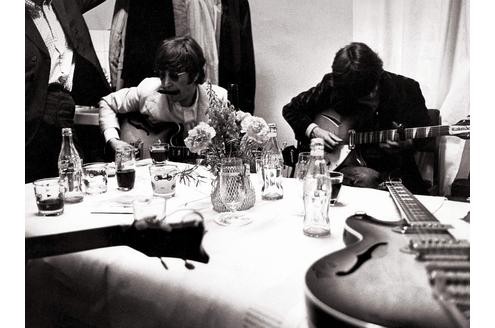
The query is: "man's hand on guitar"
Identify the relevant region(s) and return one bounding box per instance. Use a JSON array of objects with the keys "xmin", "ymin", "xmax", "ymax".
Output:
[
  {"xmin": 312, "ymin": 126, "xmax": 342, "ymax": 150},
  {"xmin": 109, "ymin": 138, "xmax": 132, "ymax": 152}
]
